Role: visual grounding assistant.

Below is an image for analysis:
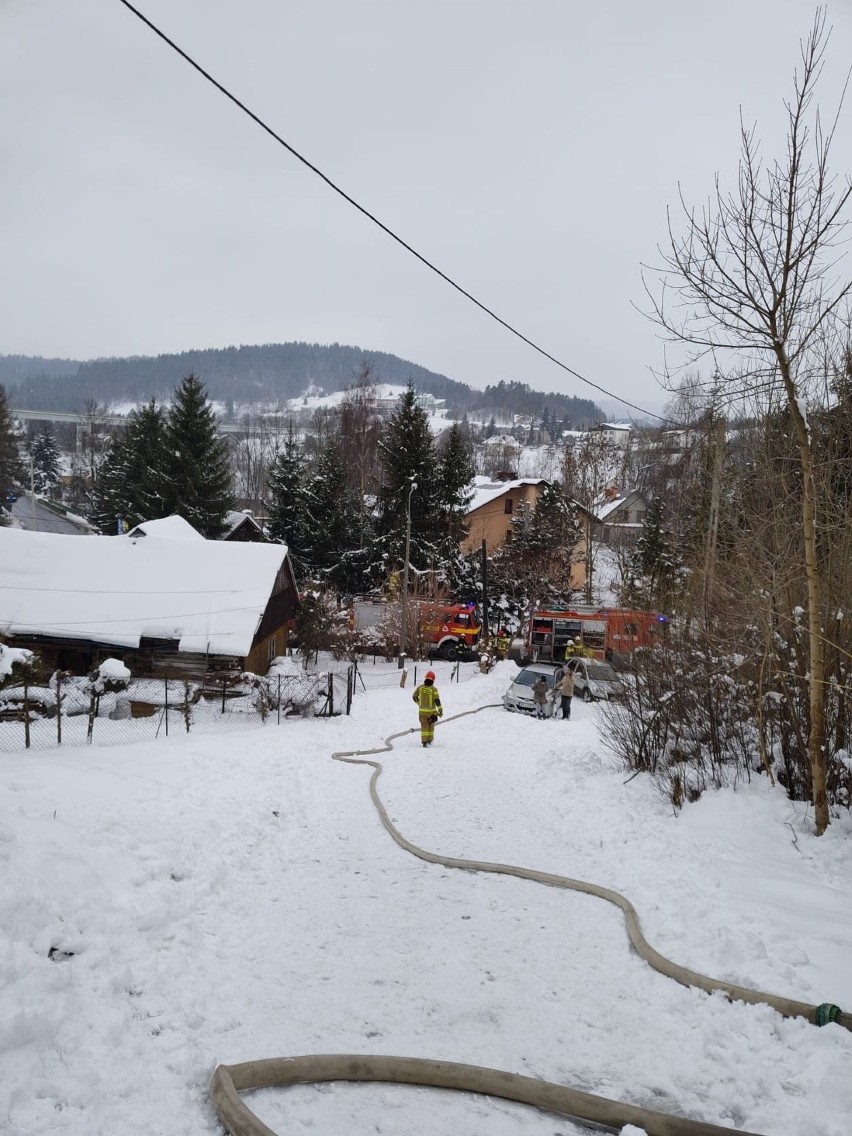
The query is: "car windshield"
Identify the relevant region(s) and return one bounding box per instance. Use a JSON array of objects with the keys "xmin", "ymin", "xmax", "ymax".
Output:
[
  {"xmin": 587, "ymin": 664, "xmax": 618, "ymax": 682},
  {"xmin": 514, "ymin": 669, "xmax": 554, "ymax": 687}
]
